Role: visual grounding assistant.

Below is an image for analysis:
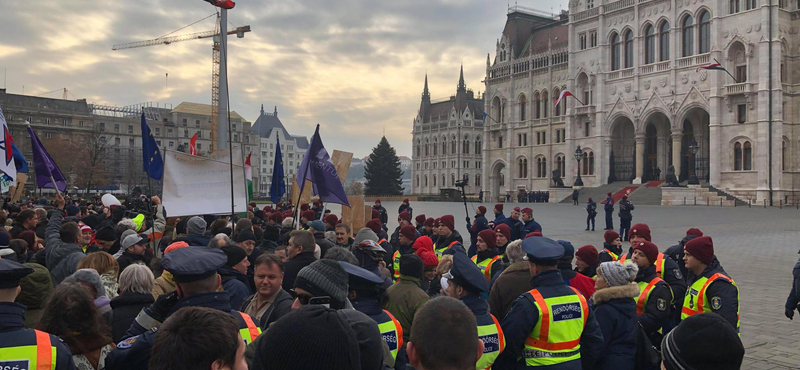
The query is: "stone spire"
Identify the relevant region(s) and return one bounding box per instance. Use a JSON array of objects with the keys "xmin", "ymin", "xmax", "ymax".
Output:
[
  {"xmin": 274, "ymin": 106, "xmax": 278, "ymax": 117},
  {"xmin": 422, "ymin": 73, "xmax": 430, "ymax": 99},
  {"xmin": 419, "ymin": 73, "xmax": 431, "ymax": 123},
  {"xmin": 260, "ymin": 104, "xmax": 264, "ymax": 115},
  {"xmin": 457, "ymin": 64, "xmax": 466, "ymax": 92}
]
